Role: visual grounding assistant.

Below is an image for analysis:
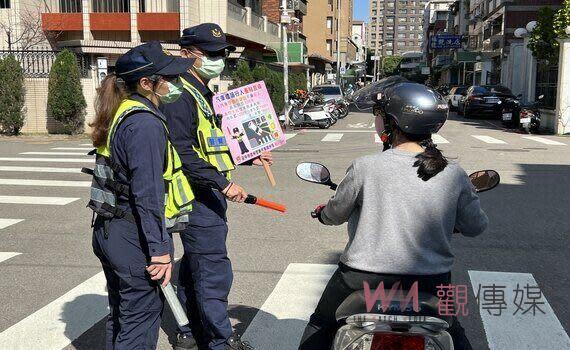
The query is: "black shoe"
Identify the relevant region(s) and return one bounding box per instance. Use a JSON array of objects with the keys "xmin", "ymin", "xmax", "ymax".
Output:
[
  {"xmin": 174, "ymin": 333, "xmax": 199, "ymax": 350},
  {"xmin": 226, "ymin": 334, "xmax": 254, "ymax": 350}
]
